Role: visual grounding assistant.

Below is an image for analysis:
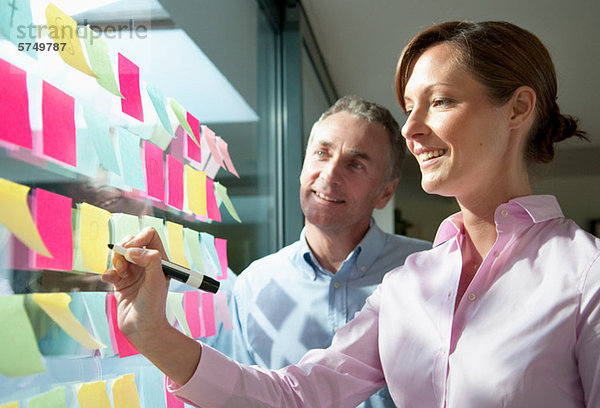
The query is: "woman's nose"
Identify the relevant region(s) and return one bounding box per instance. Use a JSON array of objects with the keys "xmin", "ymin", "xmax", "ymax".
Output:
[{"xmin": 401, "ymin": 109, "xmax": 429, "ymax": 141}]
